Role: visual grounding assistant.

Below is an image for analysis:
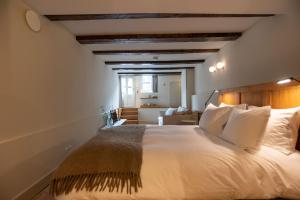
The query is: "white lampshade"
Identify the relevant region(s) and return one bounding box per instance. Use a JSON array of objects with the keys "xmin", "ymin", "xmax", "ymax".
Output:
[{"xmin": 192, "ymin": 95, "xmax": 201, "ymax": 111}]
